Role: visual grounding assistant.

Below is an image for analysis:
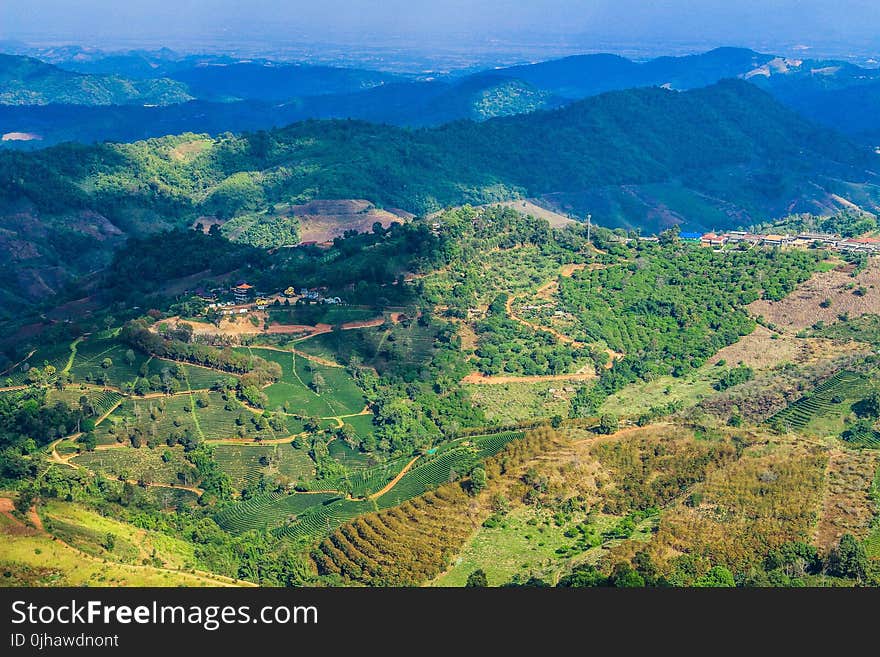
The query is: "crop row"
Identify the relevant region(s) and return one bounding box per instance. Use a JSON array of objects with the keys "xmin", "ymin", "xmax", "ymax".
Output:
[
  {"xmin": 214, "ymin": 492, "xmax": 337, "ymax": 533},
  {"xmin": 767, "ymin": 371, "xmax": 869, "ymax": 430}
]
